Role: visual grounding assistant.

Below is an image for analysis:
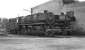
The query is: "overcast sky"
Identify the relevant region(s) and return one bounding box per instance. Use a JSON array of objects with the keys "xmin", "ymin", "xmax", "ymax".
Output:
[
  {"xmin": 0, "ymin": 0, "xmax": 84, "ymax": 18},
  {"xmin": 79, "ymin": 0, "xmax": 85, "ymax": 2}
]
